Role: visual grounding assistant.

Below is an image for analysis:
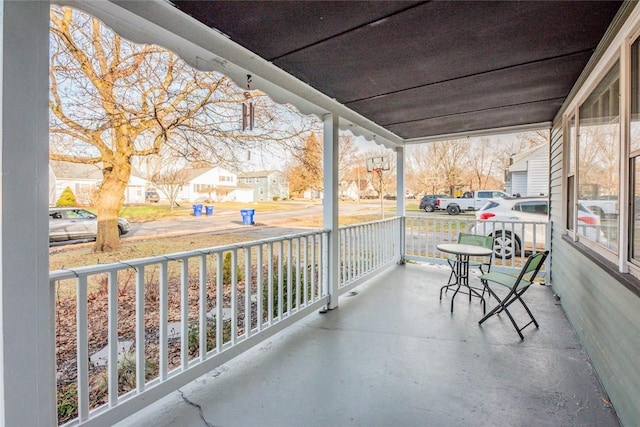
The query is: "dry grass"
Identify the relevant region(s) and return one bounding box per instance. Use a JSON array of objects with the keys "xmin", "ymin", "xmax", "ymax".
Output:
[
  {"xmin": 50, "ymin": 233, "xmax": 253, "ymax": 271},
  {"xmin": 49, "ymin": 213, "xmax": 384, "ymax": 272}
]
